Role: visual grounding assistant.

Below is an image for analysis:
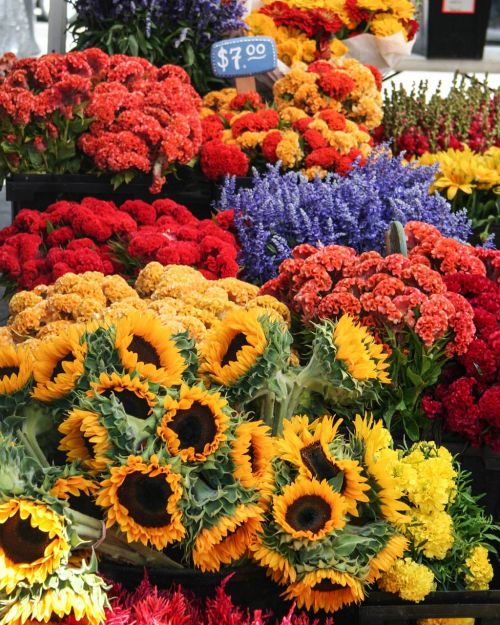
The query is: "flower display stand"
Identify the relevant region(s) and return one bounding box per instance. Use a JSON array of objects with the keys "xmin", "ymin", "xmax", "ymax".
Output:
[{"xmin": 5, "ymin": 171, "xmax": 217, "ymax": 220}]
